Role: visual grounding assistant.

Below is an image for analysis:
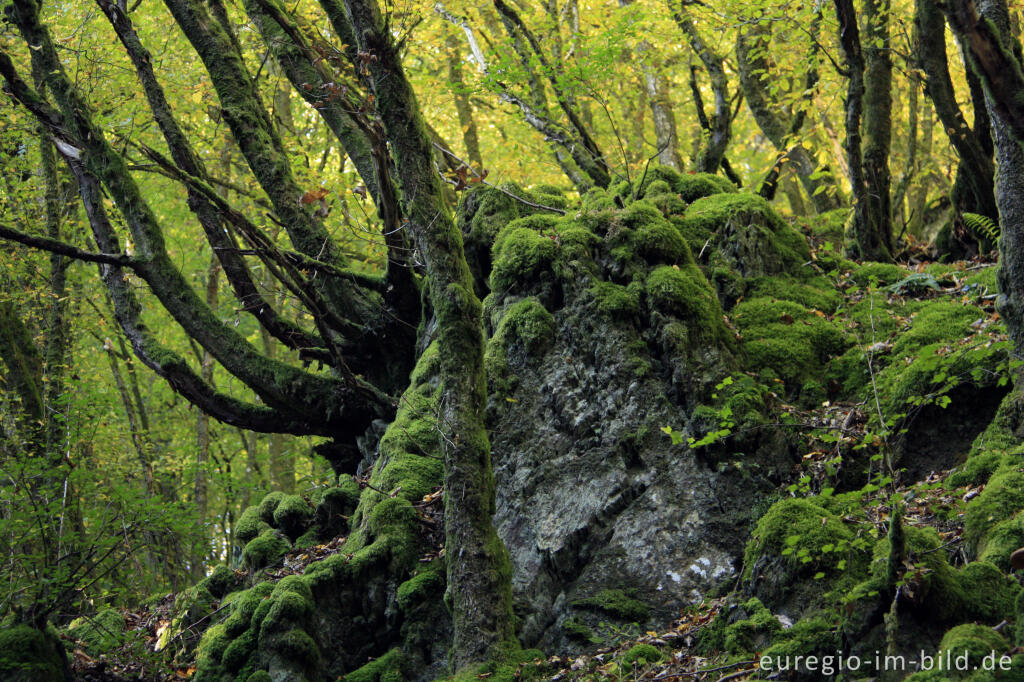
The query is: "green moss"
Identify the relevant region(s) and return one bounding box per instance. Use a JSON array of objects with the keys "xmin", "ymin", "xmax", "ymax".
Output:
[
  {"xmin": 589, "ymin": 281, "xmax": 642, "ymax": 318},
  {"xmin": 937, "ymin": 624, "xmax": 1009, "ymax": 671},
  {"xmin": 978, "ymin": 513, "xmax": 1024, "ymax": 571},
  {"xmin": 490, "ymin": 221, "xmax": 559, "ymax": 293},
  {"xmin": 743, "ymin": 498, "xmax": 853, "ymax": 580},
  {"xmin": 965, "ymin": 265, "xmax": 999, "ymax": 294},
  {"xmin": 273, "ymin": 494, "xmax": 313, "ymax": 540},
  {"xmin": 258, "ymin": 491, "xmax": 287, "ymax": 525},
  {"xmin": 314, "ymin": 481, "xmax": 360, "ymax": 538},
  {"xmin": 805, "ymin": 208, "xmax": 849, "ymax": 243},
  {"xmin": 957, "ymin": 561, "xmax": 1019, "ymax": 622},
  {"xmin": 849, "ymin": 262, "xmax": 907, "ymax": 286},
  {"xmin": 674, "ymin": 171, "xmax": 736, "ymax": 202},
  {"xmin": 890, "ymin": 301, "xmax": 980, "ymax": 357},
  {"xmin": 202, "ymin": 563, "xmax": 242, "ymax": 599},
  {"xmin": 572, "ymin": 589, "xmax": 650, "ymax": 622},
  {"xmin": 221, "ymin": 627, "xmax": 256, "ymax": 673},
  {"xmin": 235, "ymin": 505, "xmax": 267, "ymax": 544},
  {"xmin": 745, "ymin": 275, "xmax": 842, "ymax": 313},
  {"xmin": 0, "ymin": 624, "xmax": 65, "ymax": 681},
  {"xmin": 67, "ymin": 608, "xmax": 124, "ymax": 654},
  {"xmin": 948, "ymin": 451, "xmax": 1007, "ymax": 488},
  {"xmin": 562, "ymin": 616, "xmax": 599, "ymax": 643},
  {"xmin": 679, "ymin": 193, "xmax": 809, "ymax": 270},
  {"xmin": 719, "ymin": 598, "xmax": 782, "ymax": 653},
  {"xmin": 222, "ymin": 588, "xmax": 264, "ymax": 637},
  {"xmin": 241, "ymin": 528, "xmax": 290, "ymax": 572},
  {"xmin": 246, "ymin": 671, "xmax": 271, "ymax": 682},
  {"xmin": 645, "ymin": 264, "xmax": 723, "ymax": 334},
  {"xmin": 396, "ymin": 560, "xmax": 444, "ymax": 612},
  {"xmin": 759, "ymin": 616, "xmax": 838, "ymax": 662},
  {"xmin": 964, "ymin": 467, "xmax": 1024, "ymax": 551},
  {"xmin": 344, "ymin": 647, "xmax": 405, "ymax": 682},
  {"xmin": 196, "ymin": 622, "xmax": 230, "ymax": 671},
  {"xmin": 733, "ymin": 298, "xmax": 851, "ymax": 390},
  {"xmin": 485, "ymin": 298, "xmax": 556, "ymax": 396},
  {"xmin": 621, "ymin": 643, "xmax": 662, "ymax": 666}
]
